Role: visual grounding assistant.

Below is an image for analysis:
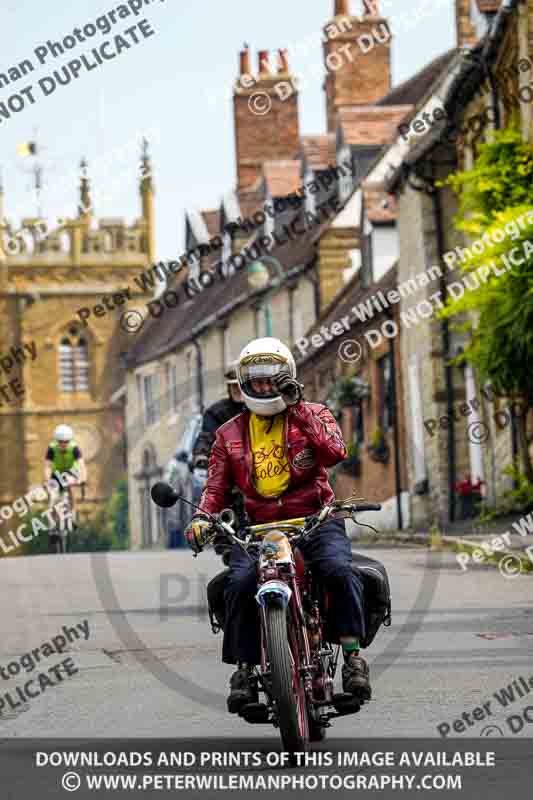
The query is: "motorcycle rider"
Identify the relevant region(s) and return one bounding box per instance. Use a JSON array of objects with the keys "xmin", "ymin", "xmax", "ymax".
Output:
[
  {"xmin": 191, "ymin": 363, "xmax": 246, "ymax": 470},
  {"xmin": 184, "ymin": 337, "xmax": 370, "ymax": 714}
]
